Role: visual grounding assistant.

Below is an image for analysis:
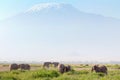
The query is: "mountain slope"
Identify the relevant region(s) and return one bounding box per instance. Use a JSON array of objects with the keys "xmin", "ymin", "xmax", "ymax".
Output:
[{"xmin": 0, "ymin": 3, "xmax": 120, "ymax": 61}]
